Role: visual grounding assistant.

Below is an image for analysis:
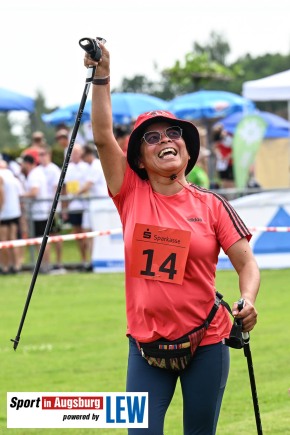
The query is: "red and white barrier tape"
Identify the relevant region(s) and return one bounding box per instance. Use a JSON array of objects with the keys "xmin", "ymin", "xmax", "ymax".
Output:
[
  {"xmin": 0, "ymin": 226, "xmax": 289, "ymax": 250},
  {"xmin": 249, "ymin": 226, "xmax": 290, "ymax": 233},
  {"xmin": 0, "ymin": 228, "xmax": 123, "ymax": 250}
]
